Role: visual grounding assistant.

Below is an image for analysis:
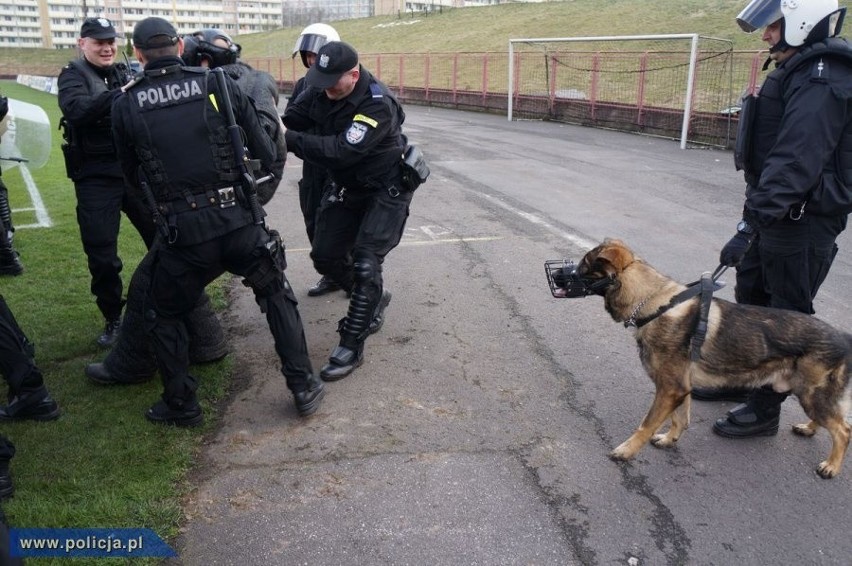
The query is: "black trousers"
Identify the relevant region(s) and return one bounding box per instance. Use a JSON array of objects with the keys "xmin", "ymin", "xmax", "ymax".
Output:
[
  {"xmin": 735, "ymin": 212, "xmax": 846, "ymax": 409},
  {"xmin": 735, "ymin": 213, "xmax": 846, "ymax": 314},
  {"xmin": 145, "ymin": 224, "xmax": 313, "ymax": 407},
  {"xmin": 311, "ymin": 186, "xmax": 413, "ymax": 344},
  {"xmin": 0, "ymin": 295, "xmax": 42, "ymax": 395},
  {"xmin": 74, "ymin": 176, "xmax": 156, "ymax": 321}
]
